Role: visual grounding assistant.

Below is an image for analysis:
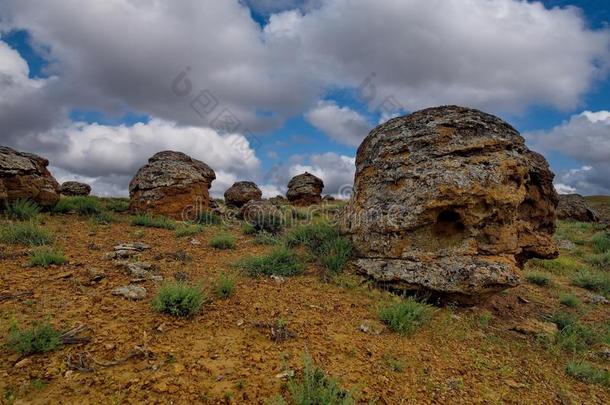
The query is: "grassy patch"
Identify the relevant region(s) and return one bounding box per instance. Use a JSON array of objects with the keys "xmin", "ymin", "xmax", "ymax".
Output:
[
  {"xmin": 53, "ymin": 196, "xmax": 102, "ymax": 216},
  {"xmin": 196, "ymin": 211, "xmax": 221, "ymax": 226},
  {"xmin": 550, "ymin": 312, "xmax": 598, "ymax": 353},
  {"xmin": 6, "ymin": 199, "xmax": 40, "ymax": 221},
  {"xmin": 565, "ymin": 361, "xmax": 609, "ymax": 386},
  {"xmin": 525, "ymin": 271, "xmax": 551, "ymax": 286},
  {"xmin": 28, "ymin": 248, "xmax": 66, "ymax": 267},
  {"xmin": 237, "ymin": 247, "xmax": 304, "ymax": 277},
  {"xmin": 209, "ymin": 233, "xmax": 236, "ymax": 249},
  {"xmin": 584, "ymin": 252, "xmax": 610, "ymax": 268},
  {"xmin": 214, "ymin": 273, "xmax": 236, "ymax": 298},
  {"xmin": 378, "ymin": 299, "xmax": 434, "ymax": 336},
  {"xmin": 0, "ymin": 222, "xmax": 52, "ymax": 246},
  {"xmin": 103, "ymin": 198, "xmax": 130, "ymax": 213},
  {"xmin": 241, "ymin": 223, "xmax": 257, "ymax": 235},
  {"xmin": 591, "ymin": 232, "xmax": 610, "ymax": 253},
  {"xmin": 558, "ymin": 293, "xmax": 580, "ymax": 308},
  {"xmin": 253, "ymin": 232, "xmax": 279, "ymax": 245},
  {"xmin": 528, "ymin": 256, "xmax": 583, "ymax": 275},
  {"xmin": 247, "ymin": 211, "xmax": 284, "ymax": 234},
  {"xmin": 285, "ymin": 355, "xmax": 353, "ymax": 405},
  {"xmin": 6, "ymin": 321, "xmax": 62, "ymax": 355},
  {"xmin": 175, "ymin": 224, "xmax": 204, "ymax": 238},
  {"xmin": 152, "ymin": 282, "xmax": 204, "ymax": 317},
  {"xmin": 131, "ymin": 214, "xmax": 176, "ymax": 230},
  {"xmin": 571, "ymin": 270, "xmax": 610, "ymax": 296}
]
